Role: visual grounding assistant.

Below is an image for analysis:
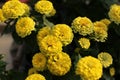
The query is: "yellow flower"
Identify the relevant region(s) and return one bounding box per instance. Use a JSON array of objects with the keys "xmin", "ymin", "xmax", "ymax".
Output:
[
  {"xmin": 75, "ymin": 56, "xmax": 103, "ymax": 80},
  {"xmin": 108, "ymin": 4, "xmax": 120, "ymax": 24},
  {"xmin": 78, "ymin": 38, "xmax": 90, "ymax": 49},
  {"xmin": 37, "ymin": 26, "xmax": 51, "ymax": 43},
  {"xmin": 2, "ymin": 0, "xmax": 25, "ymax": 19},
  {"xmin": 35, "ymin": 1, "xmax": 54, "ymax": 15},
  {"xmin": 94, "ymin": 21, "xmax": 108, "ymax": 31},
  {"xmin": 0, "ymin": 9, "xmax": 6, "ymax": 22},
  {"xmin": 71, "ymin": 16, "xmax": 94, "ymax": 36},
  {"xmin": 100, "ymin": 18, "xmax": 111, "ymax": 26},
  {"xmin": 52, "ymin": 24, "xmax": 74, "ymax": 46},
  {"xmin": 15, "ymin": 17, "xmax": 35, "ymax": 38},
  {"xmin": 22, "ymin": 3, "xmax": 30, "ymax": 16},
  {"xmin": 90, "ymin": 27, "xmax": 108, "ymax": 42},
  {"xmin": 32, "ymin": 53, "xmax": 47, "ymax": 71},
  {"xmin": 28, "ymin": 67, "xmax": 38, "ymax": 75},
  {"xmin": 98, "ymin": 52, "xmax": 113, "ymax": 68},
  {"xmin": 25, "ymin": 74, "xmax": 46, "ymax": 80},
  {"xmin": 46, "ymin": 8, "xmax": 56, "ymax": 17},
  {"xmin": 47, "ymin": 52, "xmax": 71, "ymax": 76},
  {"xmin": 39, "ymin": 35, "xmax": 63, "ymax": 54},
  {"xmin": 109, "ymin": 67, "xmax": 115, "ymax": 76}
]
